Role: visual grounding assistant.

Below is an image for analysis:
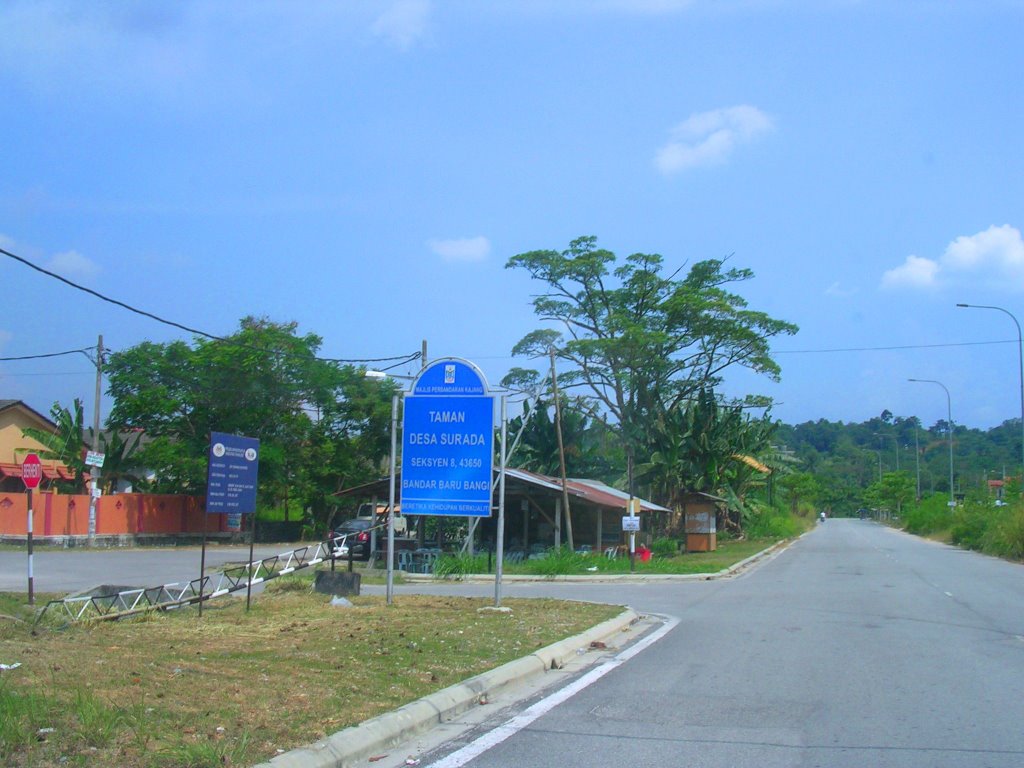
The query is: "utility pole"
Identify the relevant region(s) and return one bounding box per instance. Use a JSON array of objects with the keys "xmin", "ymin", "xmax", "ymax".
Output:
[
  {"xmin": 88, "ymin": 334, "xmax": 104, "ymax": 542},
  {"xmin": 549, "ymin": 347, "xmax": 573, "ymax": 550}
]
